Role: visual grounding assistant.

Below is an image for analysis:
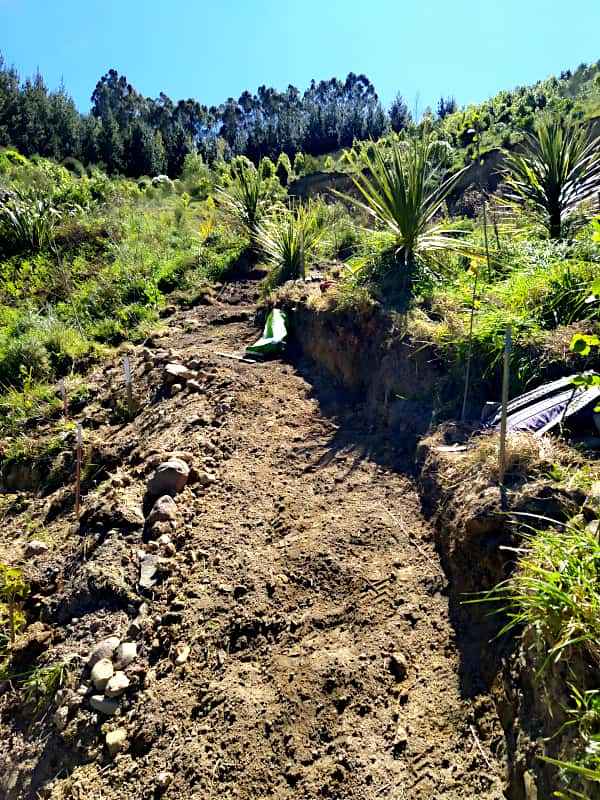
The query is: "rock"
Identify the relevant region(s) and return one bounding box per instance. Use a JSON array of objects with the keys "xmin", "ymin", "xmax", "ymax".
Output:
[
  {"xmin": 164, "ymin": 363, "xmax": 196, "ymax": 384},
  {"xmin": 91, "ymin": 658, "xmax": 114, "ymax": 690},
  {"xmin": 186, "ymin": 379, "xmax": 202, "ymax": 392},
  {"xmin": 197, "ymin": 470, "xmax": 217, "ymax": 486},
  {"xmin": 10, "ymin": 622, "xmax": 53, "ymax": 668},
  {"xmin": 90, "ymin": 694, "xmax": 120, "ymax": 715},
  {"xmin": 140, "ymin": 554, "xmax": 160, "ymax": 588},
  {"xmin": 157, "ymin": 771, "xmax": 173, "ymax": 789},
  {"xmin": 25, "ymin": 540, "xmax": 50, "ymax": 557},
  {"xmin": 115, "ymin": 642, "xmax": 137, "ymax": 669},
  {"xmin": 53, "ymin": 705, "xmax": 69, "ymax": 731},
  {"xmin": 106, "ymin": 727, "xmax": 128, "ymax": 756},
  {"xmin": 147, "ymin": 459, "xmax": 190, "ymax": 497},
  {"xmin": 105, "ymin": 671, "xmax": 130, "ymax": 698},
  {"xmin": 389, "ymin": 652, "xmax": 408, "ymax": 682},
  {"xmin": 146, "ymin": 495, "xmax": 179, "ymax": 527},
  {"xmin": 175, "ymin": 644, "xmax": 190, "ymax": 665},
  {"xmin": 170, "ymin": 383, "xmax": 183, "ymax": 395},
  {"xmin": 88, "ymin": 637, "xmax": 120, "ymax": 667}
]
